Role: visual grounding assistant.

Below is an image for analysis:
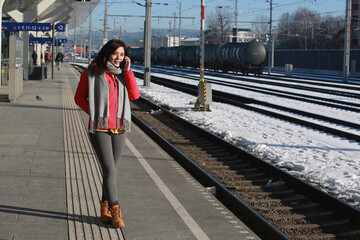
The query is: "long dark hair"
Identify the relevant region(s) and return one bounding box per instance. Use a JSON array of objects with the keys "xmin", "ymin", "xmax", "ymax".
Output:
[{"xmin": 88, "ymin": 39, "xmax": 128, "ymax": 75}]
